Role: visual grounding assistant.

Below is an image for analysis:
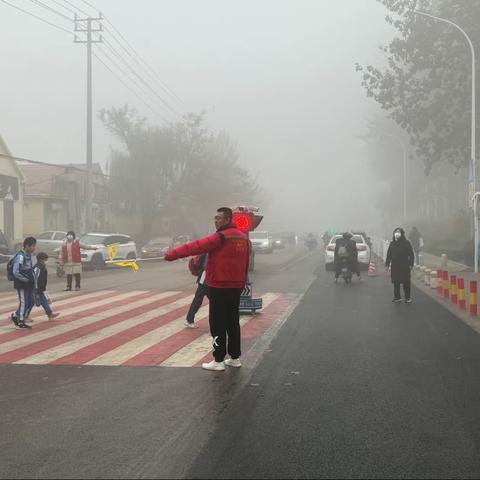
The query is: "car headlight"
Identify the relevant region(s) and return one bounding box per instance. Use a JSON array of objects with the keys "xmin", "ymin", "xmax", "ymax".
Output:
[{"xmin": 142, "ymin": 248, "xmax": 148, "ymax": 253}]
